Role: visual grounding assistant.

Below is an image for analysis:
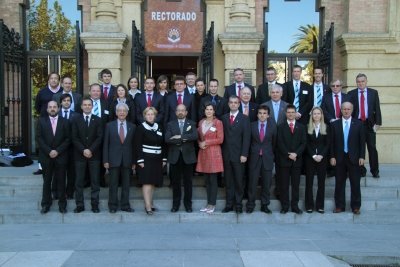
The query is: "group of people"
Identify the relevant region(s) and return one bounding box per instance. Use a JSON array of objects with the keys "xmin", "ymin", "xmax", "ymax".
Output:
[{"xmin": 34, "ymin": 66, "xmax": 381, "ymax": 216}]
